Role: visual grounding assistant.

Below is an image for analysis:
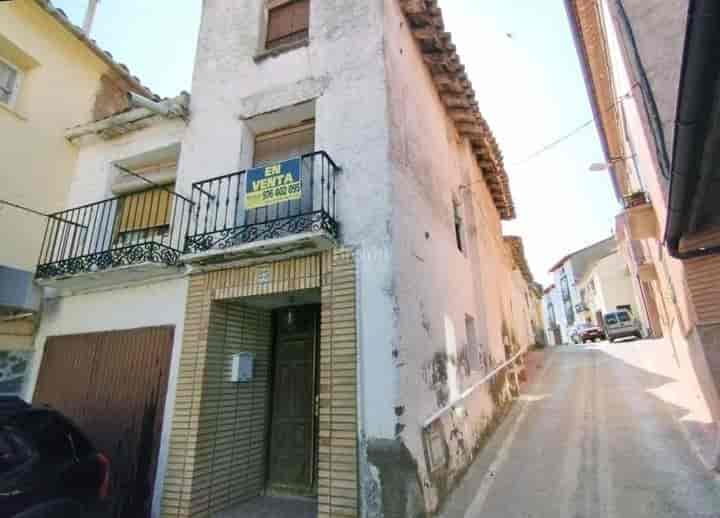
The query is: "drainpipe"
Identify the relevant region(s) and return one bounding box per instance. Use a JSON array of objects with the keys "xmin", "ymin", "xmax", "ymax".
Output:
[{"xmin": 665, "ymin": 0, "xmax": 720, "ymax": 259}]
